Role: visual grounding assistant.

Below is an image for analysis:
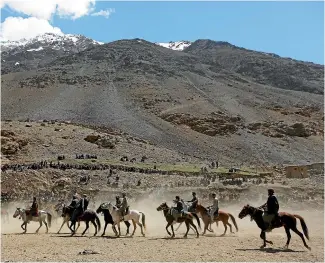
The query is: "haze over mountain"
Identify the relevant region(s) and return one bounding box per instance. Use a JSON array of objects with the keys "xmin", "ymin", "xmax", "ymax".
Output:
[{"xmin": 1, "ymin": 33, "xmax": 324, "ymax": 166}]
